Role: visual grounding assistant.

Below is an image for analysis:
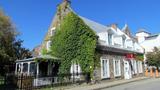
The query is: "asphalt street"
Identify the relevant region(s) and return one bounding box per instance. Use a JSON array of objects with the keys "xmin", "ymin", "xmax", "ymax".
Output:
[{"xmin": 102, "ymin": 78, "xmax": 160, "ymax": 90}]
